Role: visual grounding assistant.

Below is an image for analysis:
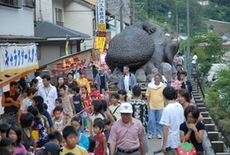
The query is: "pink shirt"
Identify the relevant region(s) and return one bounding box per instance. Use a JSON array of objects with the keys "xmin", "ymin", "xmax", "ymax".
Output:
[
  {"xmin": 108, "ymin": 117, "xmax": 144, "ymax": 149},
  {"xmin": 171, "ymin": 79, "xmax": 181, "ymax": 90},
  {"xmin": 13, "ymin": 144, "xmax": 27, "ymax": 155}
]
